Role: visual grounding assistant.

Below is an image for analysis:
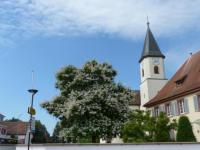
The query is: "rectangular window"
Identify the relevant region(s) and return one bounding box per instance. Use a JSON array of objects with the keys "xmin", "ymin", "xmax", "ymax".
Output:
[
  {"xmin": 154, "ymin": 106, "xmax": 159, "ymax": 117},
  {"xmin": 178, "ymin": 100, "xmax": 184, "ymax": 114},
  {"xmin": 165, "ymin": 103, "xmax": 172, "ymax": 116},
  {"xmin": 198, "ymin": 96, "xmax": 200, "ymax": 111},
  {"xmin": 193, "ymin": 95, "xmax": 199, "ymax": 112}
]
